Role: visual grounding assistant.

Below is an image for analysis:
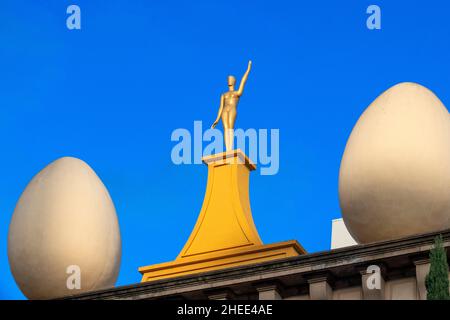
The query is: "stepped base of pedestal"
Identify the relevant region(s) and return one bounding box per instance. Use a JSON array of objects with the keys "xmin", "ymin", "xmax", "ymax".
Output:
[{"xmin": 139, "ymin": 240, "xmax": 305, "ymax": 282}]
